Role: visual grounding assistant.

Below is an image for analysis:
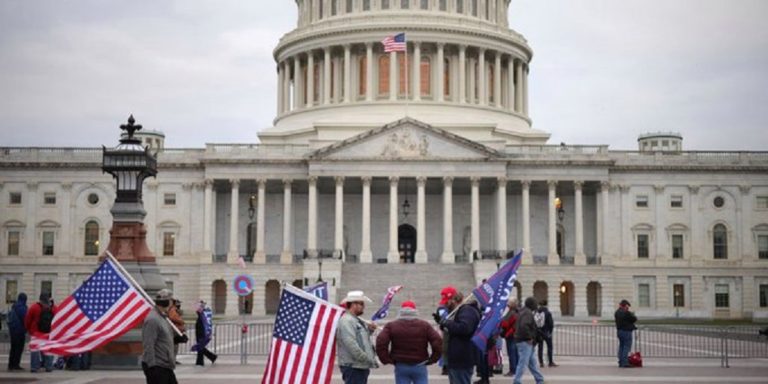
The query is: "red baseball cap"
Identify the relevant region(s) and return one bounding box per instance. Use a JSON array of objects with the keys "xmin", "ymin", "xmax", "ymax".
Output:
[
  {"xmin": 401, "ymin": 300, "xmax": 416, "ymax": 309},
  {"xmin": 439, "ymin": 286, "xmax": 457, "ymax": 305}
]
